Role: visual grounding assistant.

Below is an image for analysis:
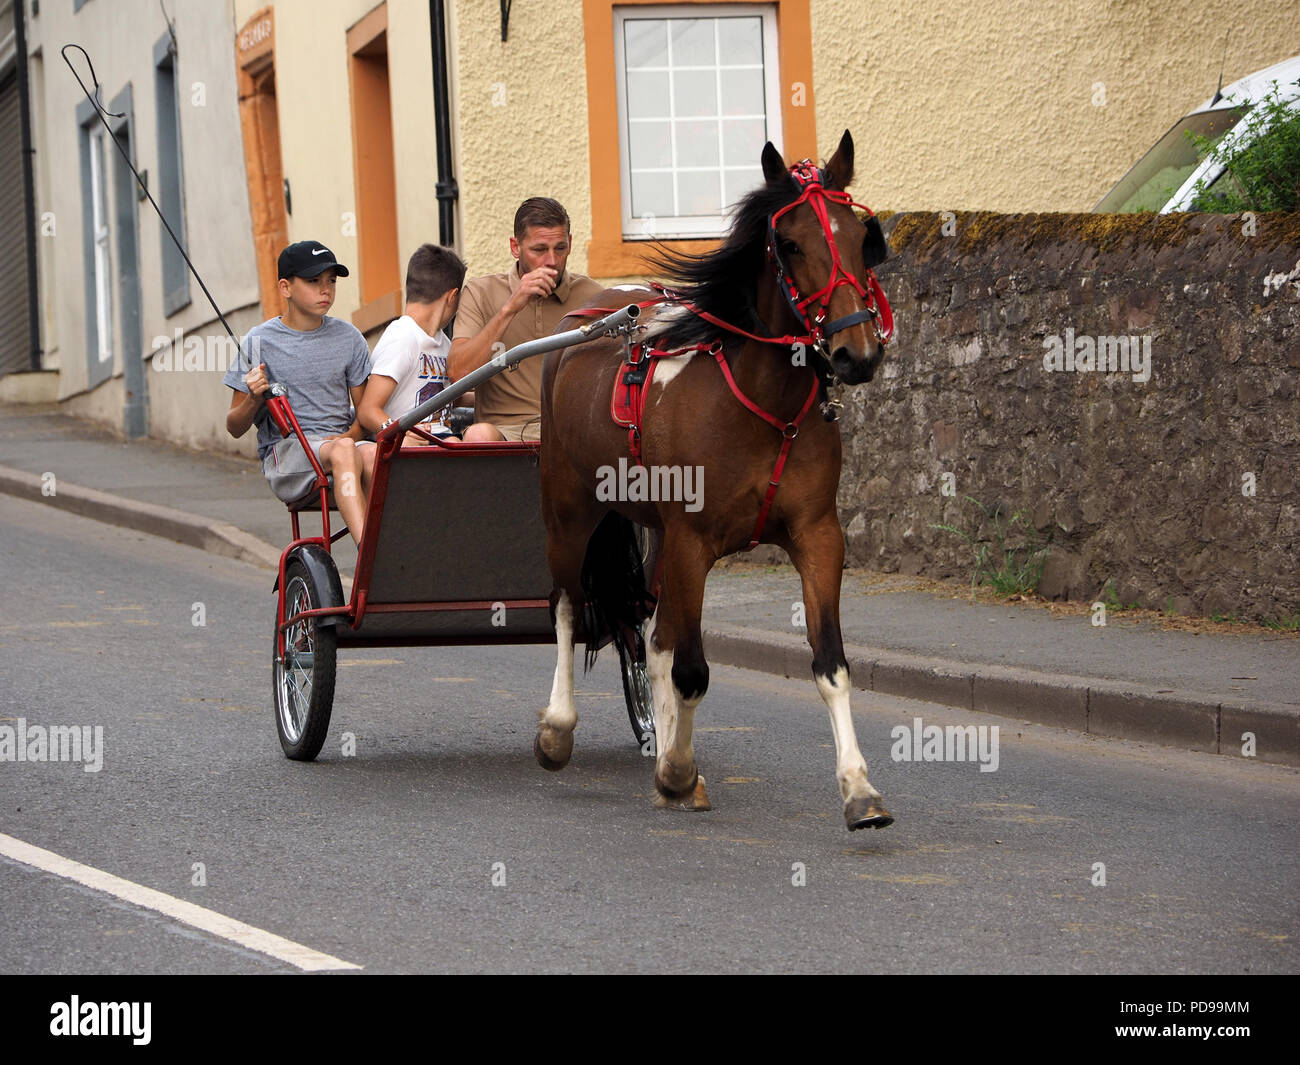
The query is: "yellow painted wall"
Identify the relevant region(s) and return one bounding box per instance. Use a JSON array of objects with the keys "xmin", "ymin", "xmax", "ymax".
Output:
[
  {"xmin": 448, "ymin": 3, "xmax": 594, "ymax": 278},
  {"xmin": 811, "ymin": 0, "xmax": 1300, "ymax": 212}
]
